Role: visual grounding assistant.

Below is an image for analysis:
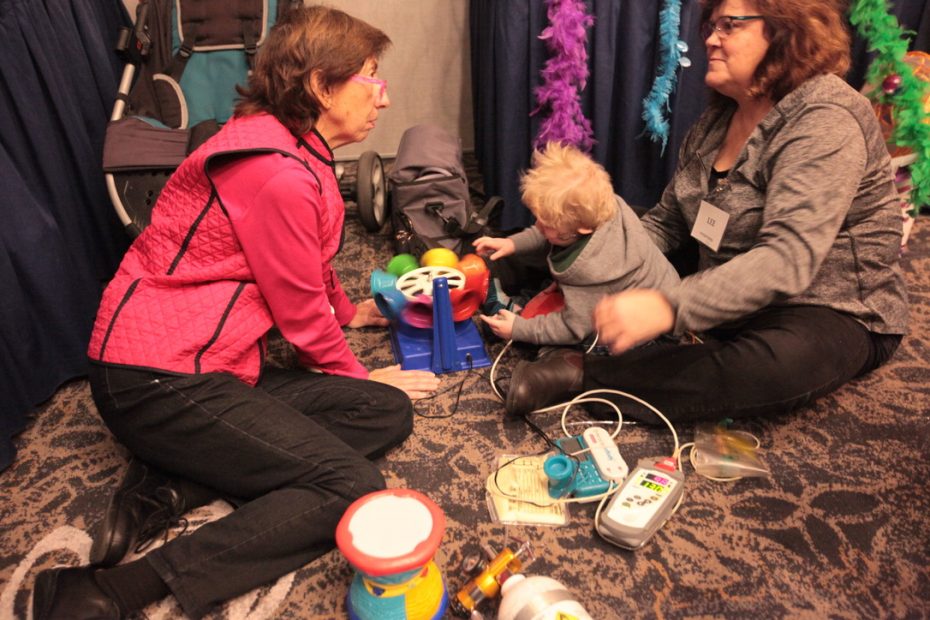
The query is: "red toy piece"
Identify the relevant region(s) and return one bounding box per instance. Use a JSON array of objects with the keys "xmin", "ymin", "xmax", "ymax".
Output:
[{"xmin": 520, "ymin": 283, "xmax": 565, "ymax": 319}]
